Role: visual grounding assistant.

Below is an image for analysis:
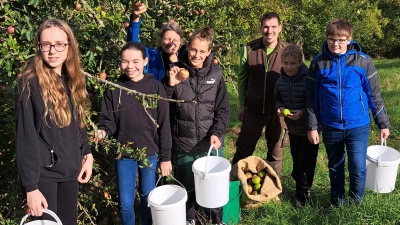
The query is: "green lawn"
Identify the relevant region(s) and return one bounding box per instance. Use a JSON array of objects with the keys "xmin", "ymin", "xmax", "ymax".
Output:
[{"xmin": 222, "ymin": 58, "xmax": 400, "ymax": 225}]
